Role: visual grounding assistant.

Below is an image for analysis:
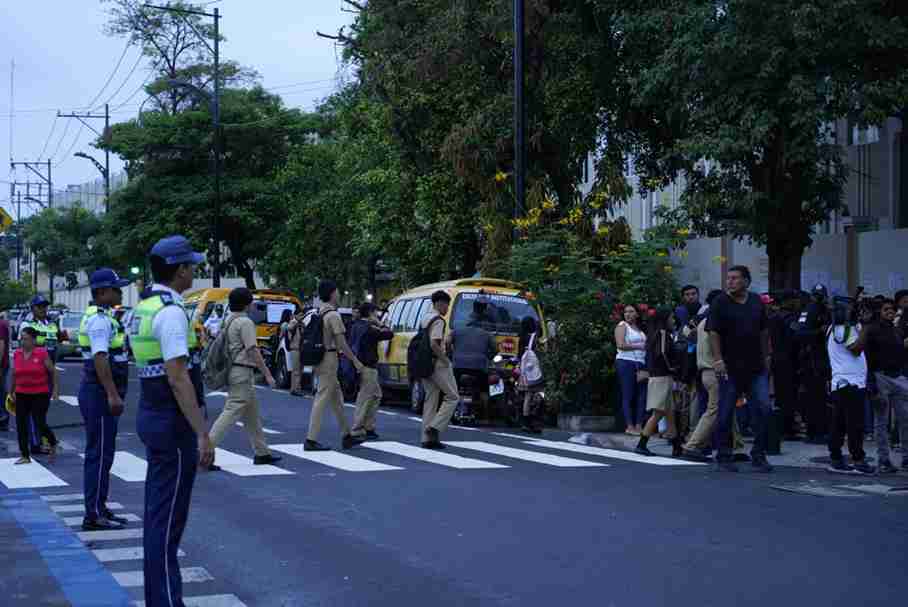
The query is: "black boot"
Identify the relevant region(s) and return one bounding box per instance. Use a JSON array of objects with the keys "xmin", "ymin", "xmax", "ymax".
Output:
[
  {"xmin": 521, "ymin": 415, "xmax": 534, "ymax": 433},
  {"xmin": 635, "ymin": 435, "xmax": 653, "ymax": 456},
  {"xmin": 671, "ymin": 436, "xmax": 683, "ymax": 458}
]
